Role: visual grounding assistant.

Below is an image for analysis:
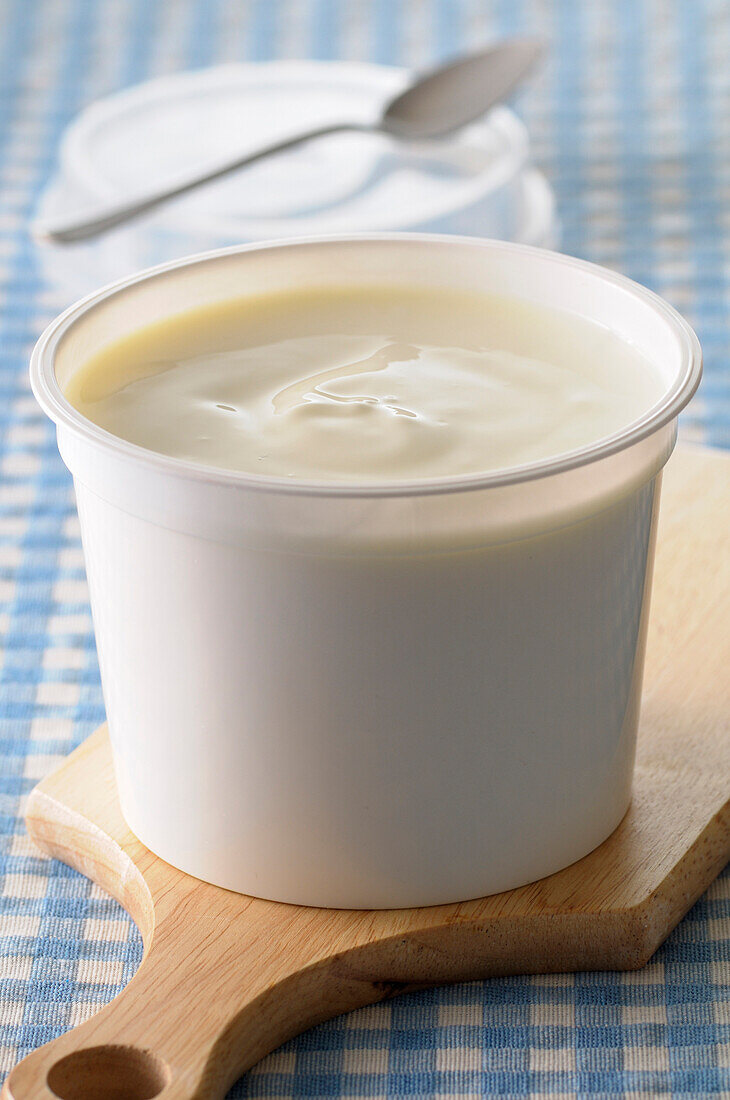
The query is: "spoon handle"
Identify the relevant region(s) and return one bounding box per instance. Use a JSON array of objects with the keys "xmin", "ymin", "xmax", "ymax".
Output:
[{"xmin": 33, "ymin": 122, "xmax": 366, "ymax": 244}]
